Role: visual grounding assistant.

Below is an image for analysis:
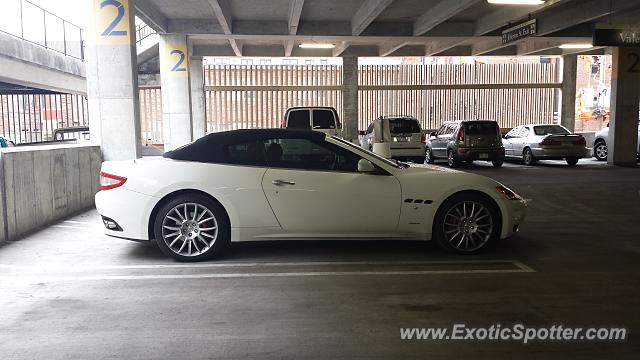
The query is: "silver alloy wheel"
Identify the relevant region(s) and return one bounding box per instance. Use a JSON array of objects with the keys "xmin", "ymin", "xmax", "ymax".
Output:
[
  {"xmin": 425, "ymin": 149, "xmax": 432, "ymax": 163},
  {"xmin": 161, "ymin": 203, "xmax": 218, "ymax": 257},
  {"xmin": 523, "ymin": 149, "xmax": 533, "ymax": 165},
  {"xmin": 447, "ymin": 151, "xmax": 455, "ymax": 167},
  {"xmin": 442, "ymin": 201, "xmax": 493, "ymax": 252},
  {"xmin": 595, "ymin": 143, "xmax": 608, "ymax": 160}
]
